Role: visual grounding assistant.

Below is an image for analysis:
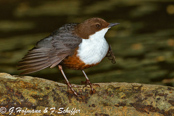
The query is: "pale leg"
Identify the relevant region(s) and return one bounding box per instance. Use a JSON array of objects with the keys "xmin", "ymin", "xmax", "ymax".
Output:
[
  {"xmin": 81, "ymin": 70, "xmax": 94, "ymax": 93},
  {"xmin": 58, "ymin": 65, "xmax": 78, "ymax": 96}
]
